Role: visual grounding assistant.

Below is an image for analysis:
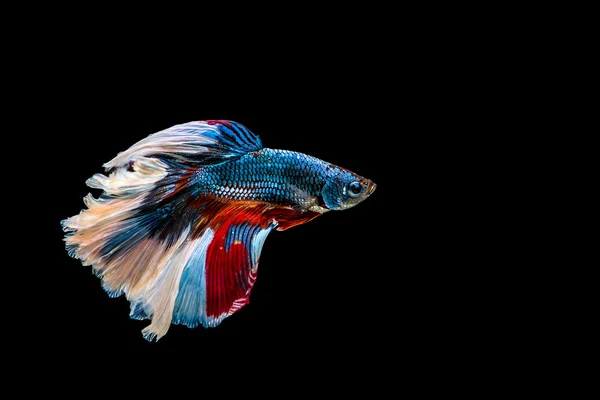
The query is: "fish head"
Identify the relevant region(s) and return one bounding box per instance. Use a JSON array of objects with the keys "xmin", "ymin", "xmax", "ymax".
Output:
[{"xmin": 321, "ymin": 168, "xmax": 376, "ymax": 211}]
